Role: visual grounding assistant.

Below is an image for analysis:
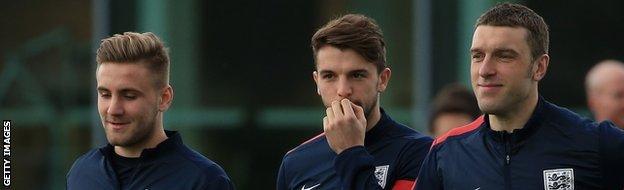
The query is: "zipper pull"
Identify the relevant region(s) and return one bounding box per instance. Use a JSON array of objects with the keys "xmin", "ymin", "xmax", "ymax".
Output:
[{"xmin": 505, "ymin": 155, "xmax": 510, "ymax": 165}]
